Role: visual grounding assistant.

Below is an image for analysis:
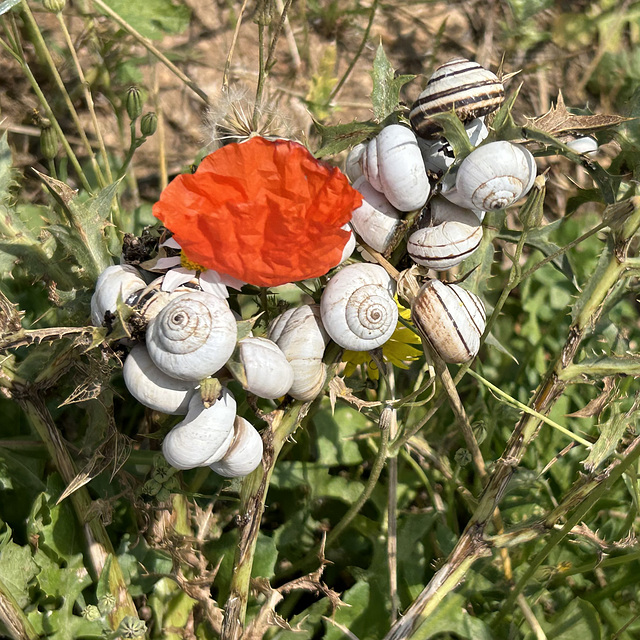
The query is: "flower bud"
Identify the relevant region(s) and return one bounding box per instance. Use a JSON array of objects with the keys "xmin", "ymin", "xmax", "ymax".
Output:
[
  {"xmin": 126, "ymin": 86, "xmax": 143, "ymax": 121},
  {"xmin": 81, "ymin": 605, "xmax": 101, "ymax": 621},
  {"xmin": 40, "ymin": 125, "xmax": 58, "ymax": 160},
  {"xmin": 140, "ymin": 112, "xmax": 157, "ymax": 137},
  {"xmin": 44, "ymin": 0, "xmax": 66, "ymax": 12}
]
